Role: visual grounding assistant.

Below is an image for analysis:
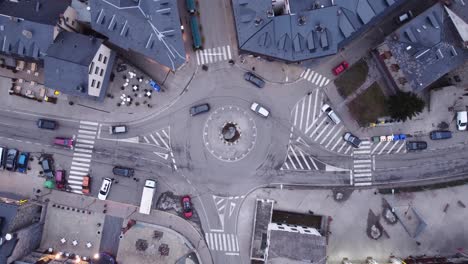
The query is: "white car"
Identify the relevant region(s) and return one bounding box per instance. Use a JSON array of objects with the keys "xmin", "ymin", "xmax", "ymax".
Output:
[
  {"xmin": 321, "ymin": 104, "xmax": 341, "ymax": 124},
  {"xmin": 250, "ymin": 102, "xmax": 269, "ymax": 118},
  {"xmin": 98, "ymin": 178, "xmax": 112, "ymax": 200},
  {"xmin": 457, "ymin": 111, "xmax": 467, "ymax": 131}
]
